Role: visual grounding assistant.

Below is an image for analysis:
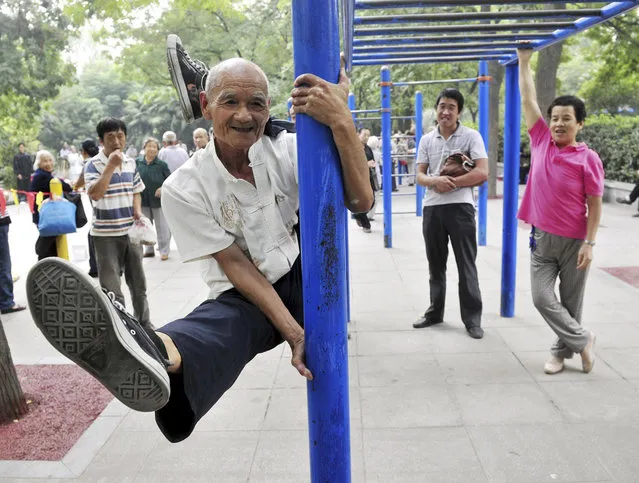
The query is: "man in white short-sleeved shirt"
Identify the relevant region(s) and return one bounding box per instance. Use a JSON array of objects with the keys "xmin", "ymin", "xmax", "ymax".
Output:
[
  {"xmin": 27, "ymin": 54, "xmax": 373, "ymax": 444},
  {"xmin": 413, "ymin": 88, "xmax": 489, "ymax": 339}
]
